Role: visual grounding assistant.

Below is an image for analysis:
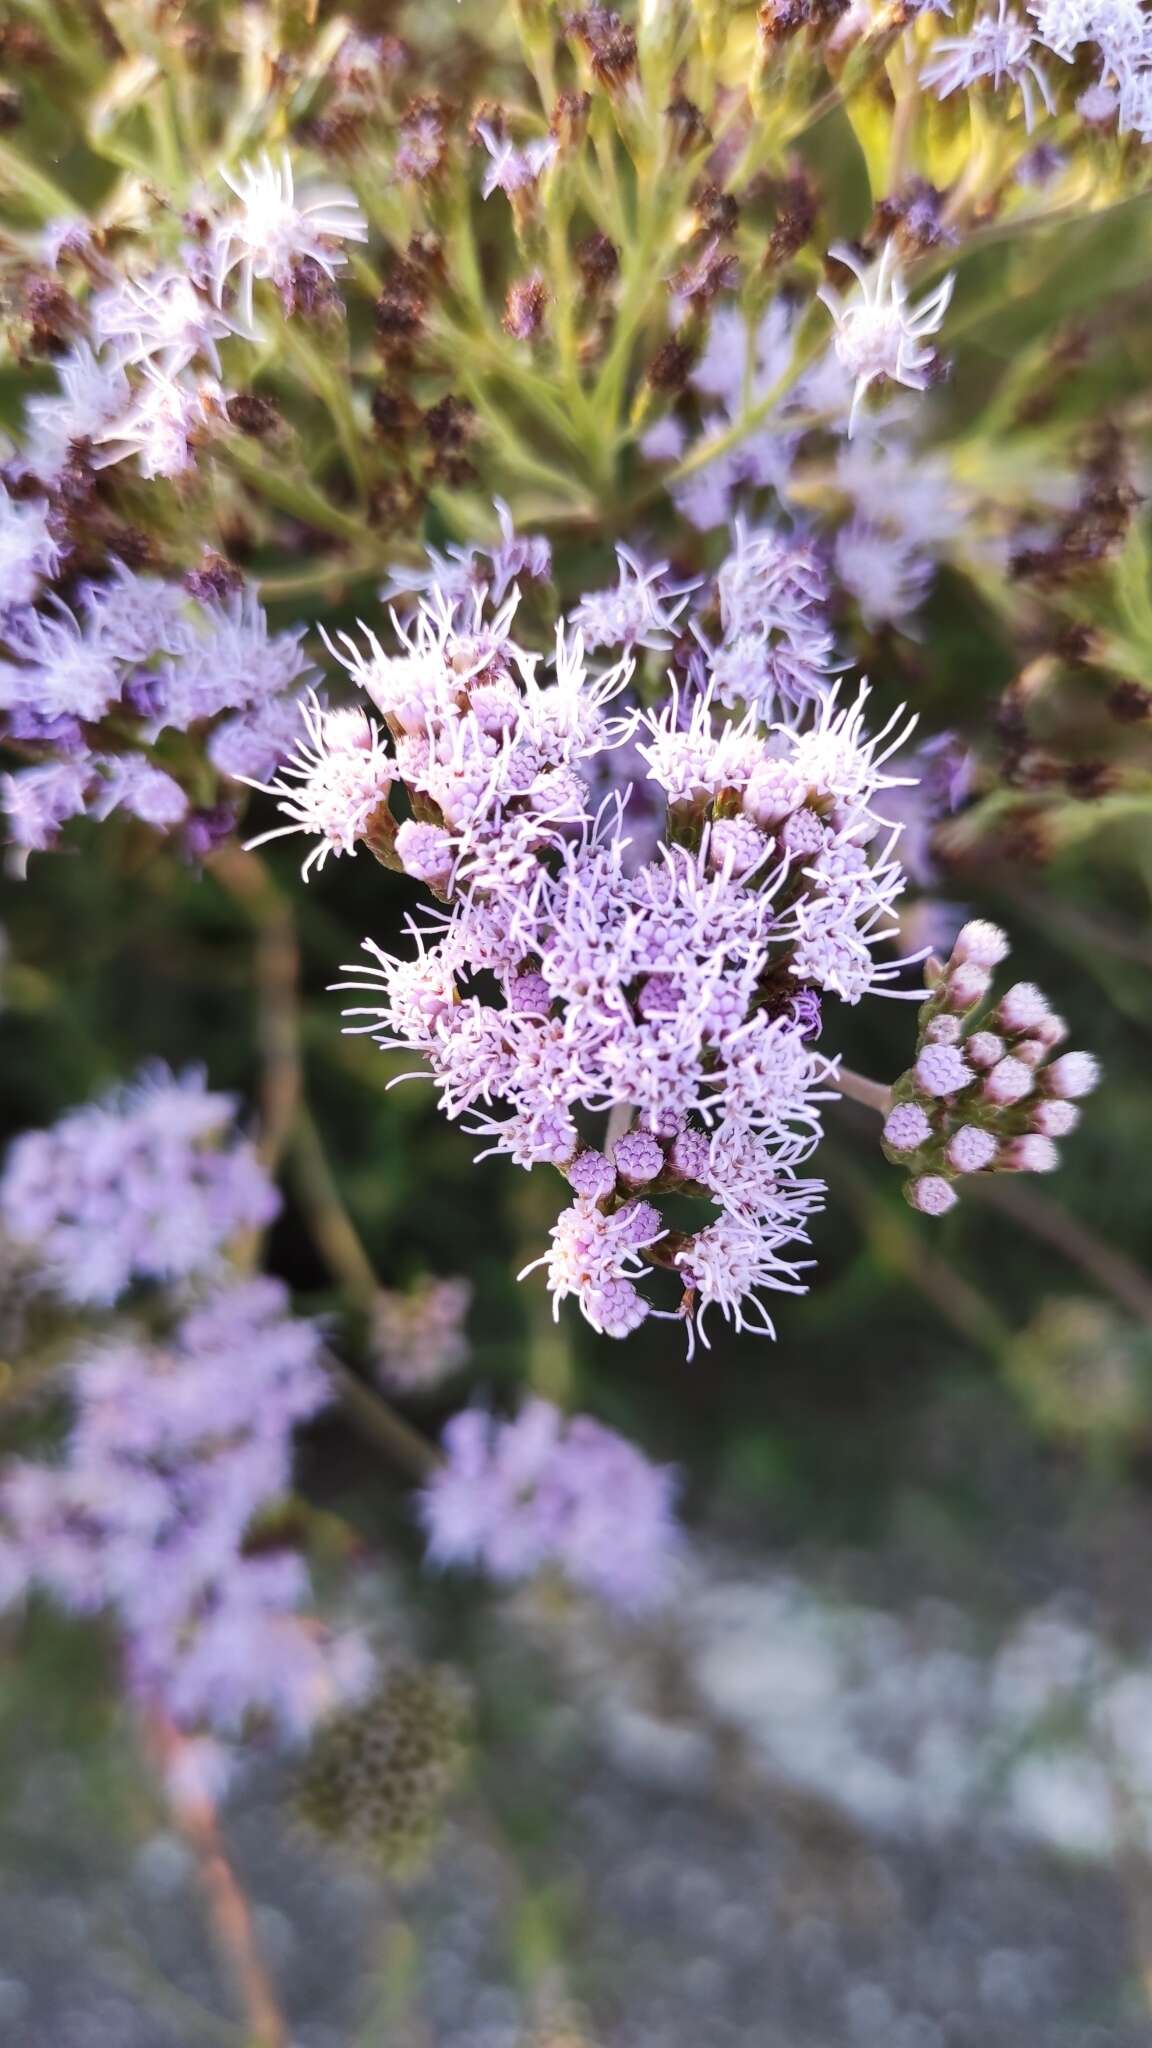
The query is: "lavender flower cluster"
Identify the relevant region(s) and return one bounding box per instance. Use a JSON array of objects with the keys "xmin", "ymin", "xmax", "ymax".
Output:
[
  {"xmin": 374, "ymin": 1276, "xmax": 472, "ymax": 1393},
  {"xmin": 0, "ymin": 1065, "xmax": 278, "ymax": 1304},
  {"xmin": 0, "ymin": 1070, "xmax": 371, "ymax": 1748},
  {"xmin": 420, "ymin": 1398, "xmax": 680, "ymax": 1614},
  {"xmin": 882, "ymin": 920, "xmax": 1100, "ymax": 1215},
  {"xmin": 0, "ymin": 551, "xmax": 312, "ymax": 860},
  {"xmin": 248, "ymin": 523, "xmax": 930, "ymax": 1352}
]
